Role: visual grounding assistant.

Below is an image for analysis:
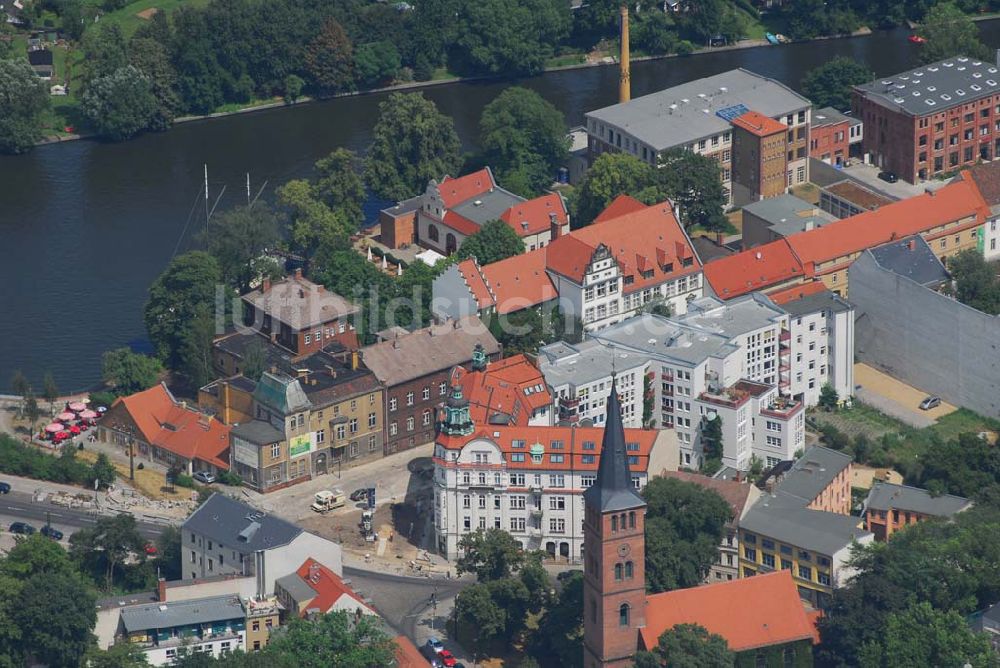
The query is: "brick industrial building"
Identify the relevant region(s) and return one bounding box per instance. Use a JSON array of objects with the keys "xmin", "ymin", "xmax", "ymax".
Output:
[{"xmin": 853, "ymin": 55, "xmax": 1000, "ymax": 183}]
